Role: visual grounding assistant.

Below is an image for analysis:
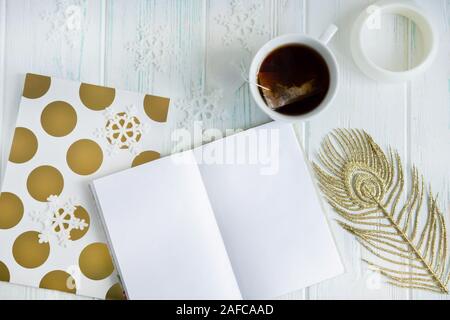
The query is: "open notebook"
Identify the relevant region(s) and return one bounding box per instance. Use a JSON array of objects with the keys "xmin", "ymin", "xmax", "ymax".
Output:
[{"xmin": 91, "ymin": 122, "xmax": 344, "ymax": 299}]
